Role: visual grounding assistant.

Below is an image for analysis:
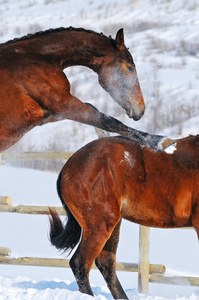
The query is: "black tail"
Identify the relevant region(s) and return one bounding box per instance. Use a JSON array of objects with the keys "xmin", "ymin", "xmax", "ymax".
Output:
[{"xmin": 49, "ymin": 172, "xmax": 81, "ymax": 253}]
